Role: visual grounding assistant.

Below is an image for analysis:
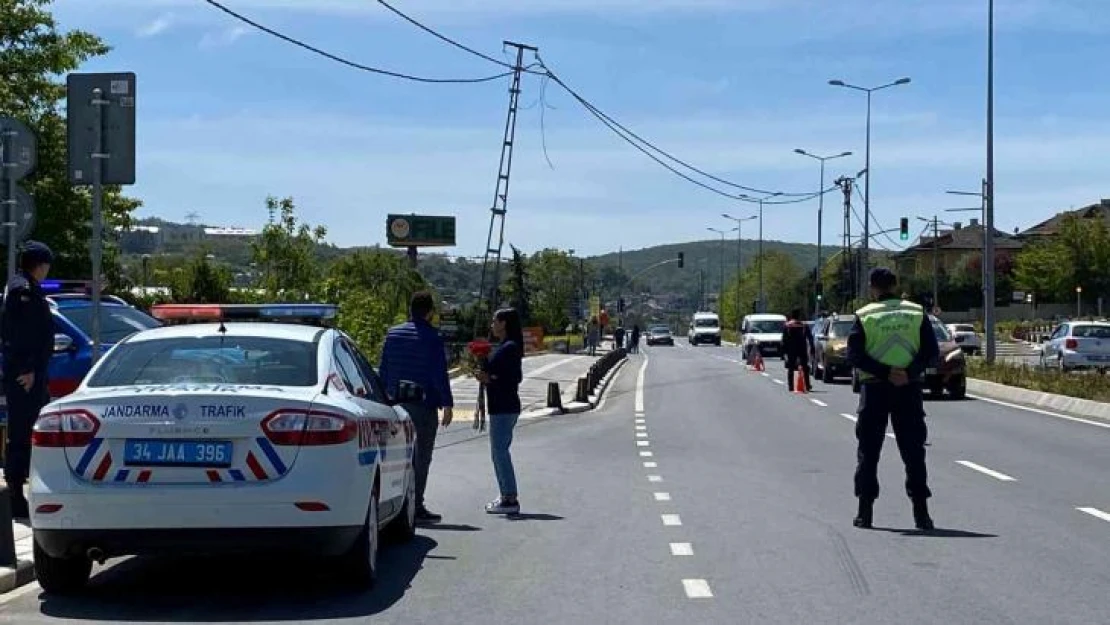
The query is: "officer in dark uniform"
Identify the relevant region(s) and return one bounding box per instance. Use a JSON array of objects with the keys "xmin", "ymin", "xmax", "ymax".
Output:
[
  {"xmin": 846, "ymin": 268, "xmax": 939, "ymax": 531},
  {"xmin": 2, "ymin": 241, "xmax": 55, "ymax": 519}
]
